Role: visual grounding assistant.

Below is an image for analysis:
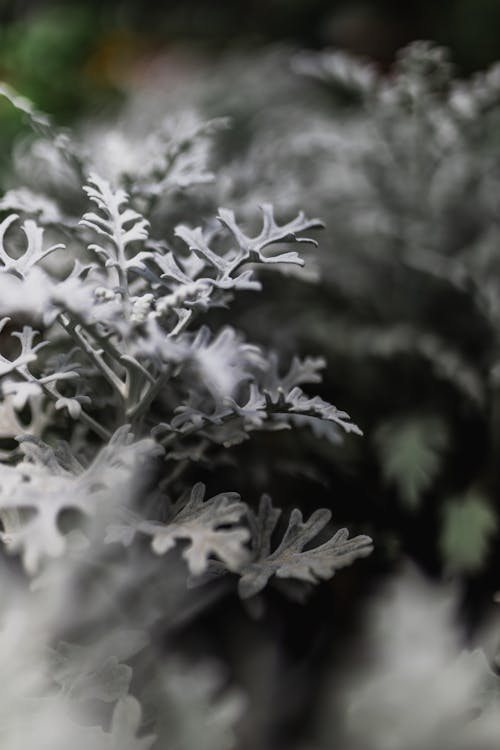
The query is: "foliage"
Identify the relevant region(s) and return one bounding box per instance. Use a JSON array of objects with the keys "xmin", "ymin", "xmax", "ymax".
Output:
[
  {"xmin": 312, "ymin": 570, "xmax": 500, "ymax": 750},
  {"xmin": 440, "ymin": 491, "xmax": 497, "ymax": 573},
  {"xmin": 1, "ymin": 37, "xmax": 500, "ymax": 750},
  {"xmin": 0, "ymin": 75, "xmax": 375, "ymax": 750},
  {"xmin": 374, "ymin": 415, "xmax": 449, "ymax": 510}
]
